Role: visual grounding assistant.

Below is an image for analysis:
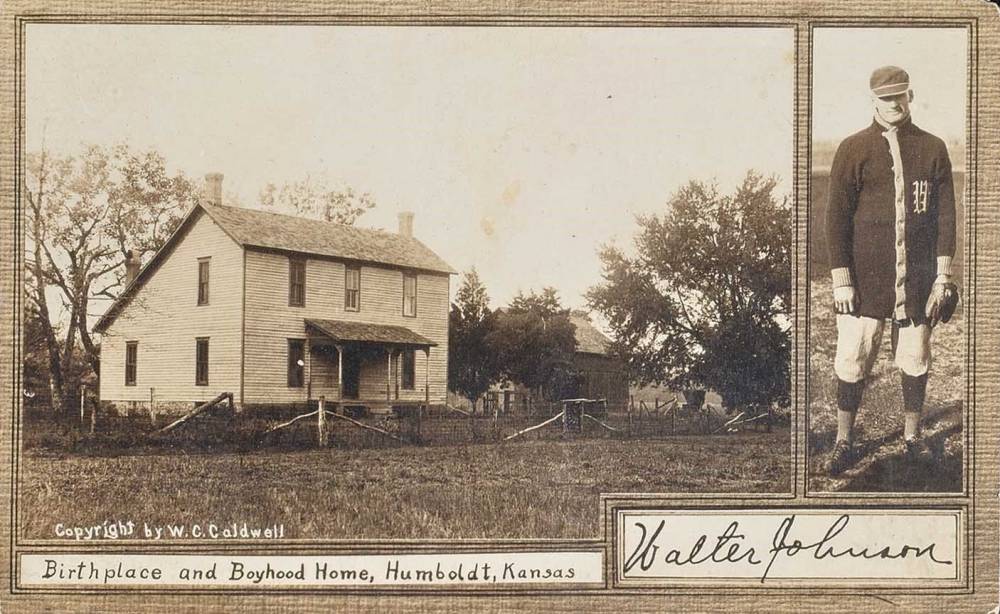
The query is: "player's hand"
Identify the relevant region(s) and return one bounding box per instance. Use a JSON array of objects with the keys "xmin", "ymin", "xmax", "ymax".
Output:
[
  {"xmin": 925, "ymin": 282, "xmax": 959, "ymax": 327},
  {"xmin": 833, "ymin": 285, "xmax": 857, "ymax": 315}
]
